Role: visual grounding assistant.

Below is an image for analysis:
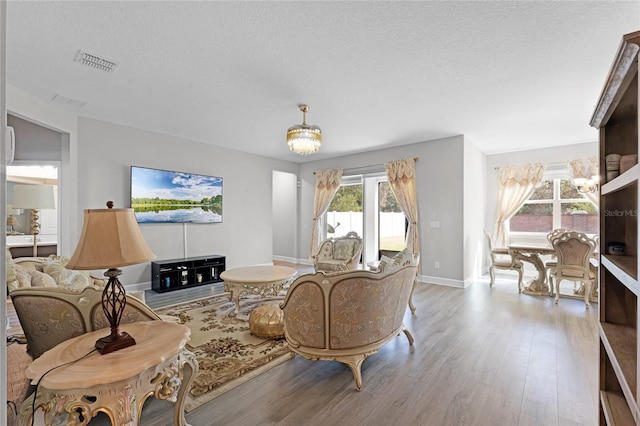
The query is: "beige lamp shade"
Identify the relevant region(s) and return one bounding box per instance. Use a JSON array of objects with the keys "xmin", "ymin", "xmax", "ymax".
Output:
[
  {"xmin": 12, "ymin": 184, "xmax": 56, "ymax": 210},
  {"xmin": 66, "ymin": 205, "xmax": 156, "ymax": 270},
  {"xmin": 6, "ymin": 216, "xmax": 19, "ymax": 227}
]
